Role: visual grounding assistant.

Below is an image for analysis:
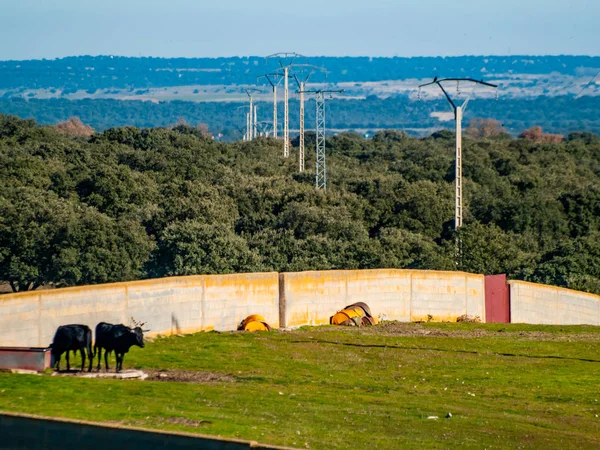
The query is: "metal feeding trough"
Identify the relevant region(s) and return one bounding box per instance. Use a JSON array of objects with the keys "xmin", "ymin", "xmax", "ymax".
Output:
[{"xmin": 0, "ymin": 347, "xmax": 53, "ymax": 372}]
